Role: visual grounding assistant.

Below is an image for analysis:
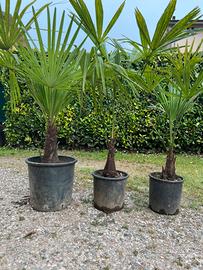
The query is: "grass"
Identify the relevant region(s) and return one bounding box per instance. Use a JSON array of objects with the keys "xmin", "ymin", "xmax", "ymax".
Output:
[
  {"xmin": 0, "ymin": 147, "xmax": 203, "ymax": 208},
  {"xmin": 0, "ymin": 147, "xmax": 39, "ymax": 157},
  {"xmin": 73, "ymin": 150, "xmax": 203, "ymax": 207}
]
